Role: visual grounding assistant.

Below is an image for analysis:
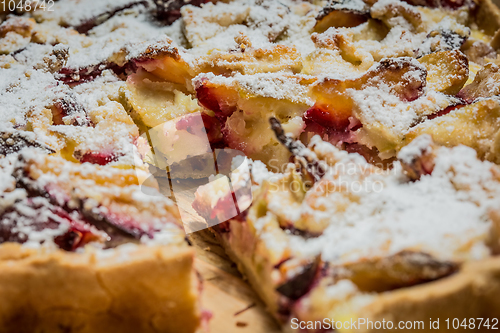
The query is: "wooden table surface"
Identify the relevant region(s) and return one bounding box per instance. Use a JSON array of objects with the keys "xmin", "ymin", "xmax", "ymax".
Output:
[
  {"xmin": 189, "ymin": 230, "xmax": 282, "ymax": 333},
  {"xmin": 169, "ymin": 175, "xmax": 280, "ymax": 333}
]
